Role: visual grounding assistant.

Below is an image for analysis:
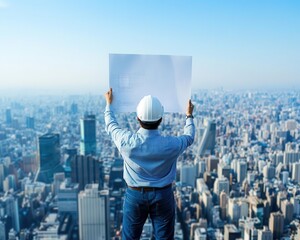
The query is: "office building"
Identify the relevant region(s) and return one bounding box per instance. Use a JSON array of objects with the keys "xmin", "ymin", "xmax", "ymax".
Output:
[
  {"xmin": 292, "ymin": 195, "xmax": 300, "ymax": 217},
  {"xmin": 292, "ymin": 162, "xmax": 300, "ymax": 184},
  {"xmin": 269, "ymin": 212, "xmax": 284, "ymax": 240},
  {"xmin": 70, "ymin": 102, "xmax": 78, "ymax": 115},
  {"xmin": 4, "ymin": 194, "xmax": 20, "ymax": 232},
  {"xmin": 257, "ymin": 226, "xmax": 272, "ymax": 240},
  {"xmin": 237, "ymin": 161, "xmax": 247, "ymax": 184},
  {"xmin": 109, "ymin": 158, "xmax": 125, "ymax": 190},
  {"xmin": 199, "ymin": 119, "xmax": 216, "ymax": 156},
  {"xmin": 70, "ymin": 155, "xmax": 100, "ymax": 190},
  {"xmin": 194, "ymin": 228, "xmax": 207, "ymax": 240},
  {"xmin": 35, "ymin": 213, "xmax": 71, "ymax": 239},
  {"xmin": 0, "ymin": 220, "xmax": 6, "ymax": 240},
  {"xmin": 248, "ymin": 196, "xmax": 264, "ymax": 227},
  {"xmin": 281, "ymin": 200, "xmax": 294, "ymax": 225},
  {"xmin": 220, "ymin": 190, "xmax": 228, "ymax": 220},
  {"xmin": 26, "ymin": 116, "xmax": 35, "ymax": 129},
  {"xmin": 78, "ymin": 184, "xmax": 110, "ymax": 240},
  {"xmin": 214, "ymin": 176, "xmax": 229, "ymax": 203},
  {"xmin": 224, "ymin": 224, "xmax": 241, "ymax": 240},
  {"xmin": 218, "ymin": 162, "xmax": 231, "ymax": 179},
  {"xmin": 228, "ymin": 198, "xmax": 240, "ymax": 225},
  {"xmin": 180, "ymin": 163, "xmax": 197, "ymax": 187},
  {"xmin": 35, "ymin": 133, "xmax": 64, "ymax": 184},
  {"xmin": 197, "ymin": 160, "xmax": 206, "ymax": 178},
  {"xmin": 57, "ymin": 179, "xmax": 79, "ymax": 221},
  {"xmin": 202, "ymin": 190, "xmax": 213, "ymax": 219},
  {"xmin": 80, "ymin": 115, "xmax": 96, "ymax": 156},
  {"xmin": 5, "ymin": 108, "xmax": 12, "ymax": 125},
  {"xmin": 207, "ymin": 156, "xmax": 219, "ymax": 173}
]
